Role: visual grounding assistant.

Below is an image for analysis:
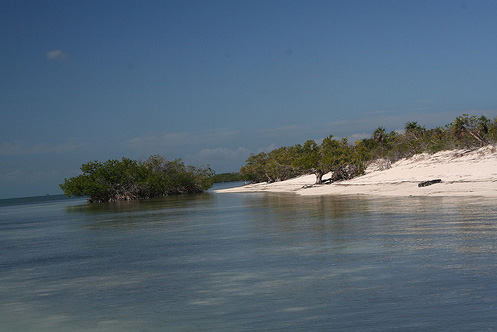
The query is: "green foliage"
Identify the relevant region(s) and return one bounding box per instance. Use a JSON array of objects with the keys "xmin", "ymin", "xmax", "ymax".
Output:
[
  {"xmin": 211, "ymin": 172, "xmax": 245, "ymax": 183},
  {"xmin": 450, "ymin": 114, "xmax": 490, "ymax": 146},
  {"xmin": 240, "ymin": 135, "xmax": 365, "ymax": 185},
  {"xmin": 239, "ymin": 152, "xmax": 270, "ymax": 183},
  {"xmin": 60, "ymin": 156, "xmax": 214, "ymax": 203},
  {"xmin": 239, "ymin": 145, "xmax": 306, "ymax": 183},
  {"xmin": 363, "ymin": 114, "xmax": 497, "ymax": 162},
  {"xmin": 238, "ymin": 114, "xmax": 497, "ymax": 186},
  {"xmin": 292, "ymin": 139, "xmax": 324, "ymax": 183},
  {"xmin": 266, "ymin": 146, "xmax": 303, "ymax": 181},
  {"xmin": 321, "ymin": 137, "xmax": 353, "ymax": 181}
]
